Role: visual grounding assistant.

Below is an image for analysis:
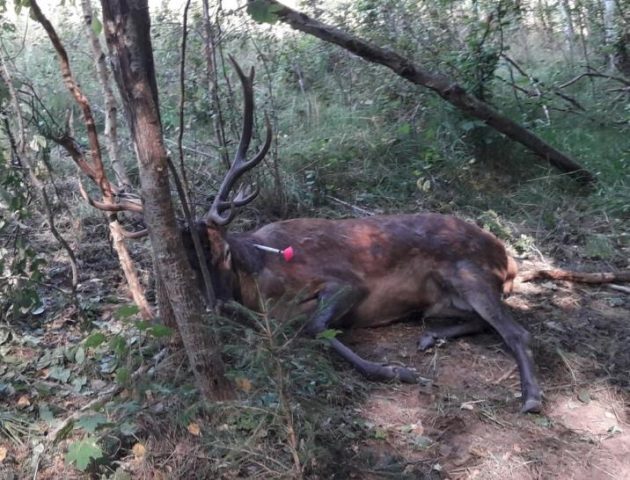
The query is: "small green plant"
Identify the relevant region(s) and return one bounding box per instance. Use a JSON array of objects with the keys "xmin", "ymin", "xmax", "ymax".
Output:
[{"xmin": 0, "ymin": 151, "xmax": 45, "ymax": 321}]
